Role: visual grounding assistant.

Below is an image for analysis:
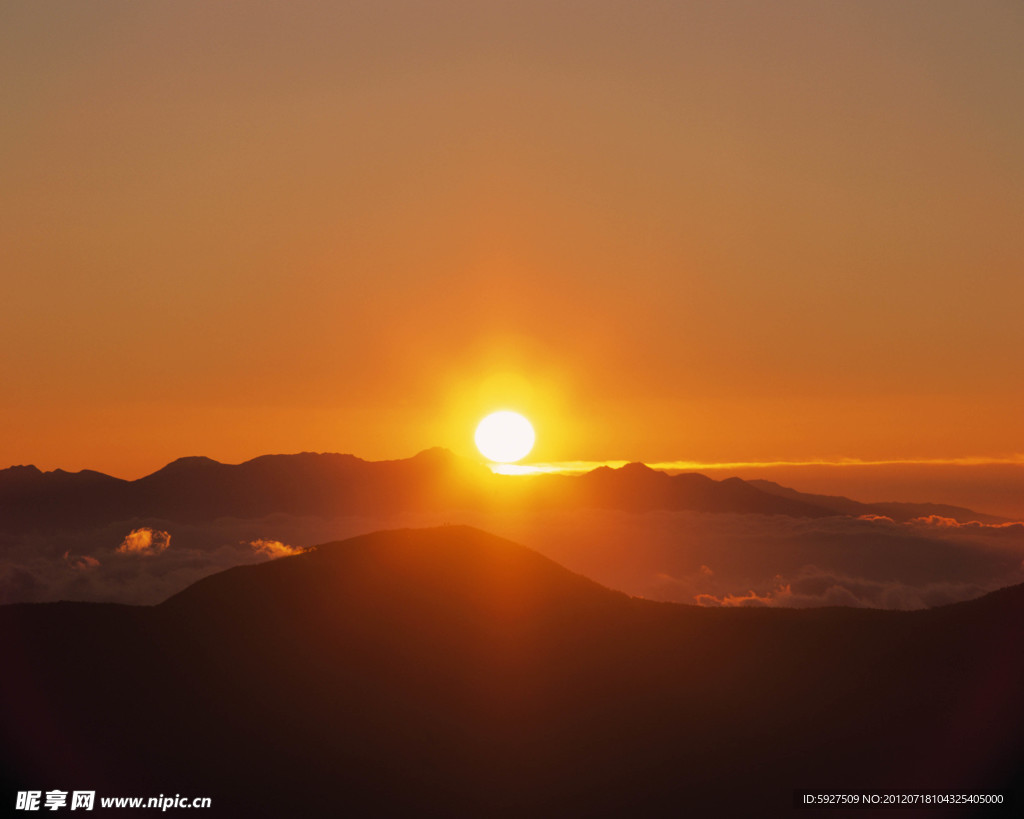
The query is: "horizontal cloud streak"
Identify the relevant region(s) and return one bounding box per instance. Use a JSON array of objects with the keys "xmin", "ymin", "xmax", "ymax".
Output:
[
  {"xmin": 910, "ymin": 515, "xmax": 1024, "ymax": 533},
  {"xmin": 507, "ymin": 456, "xmax": 1024, "ymax": 476}
]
